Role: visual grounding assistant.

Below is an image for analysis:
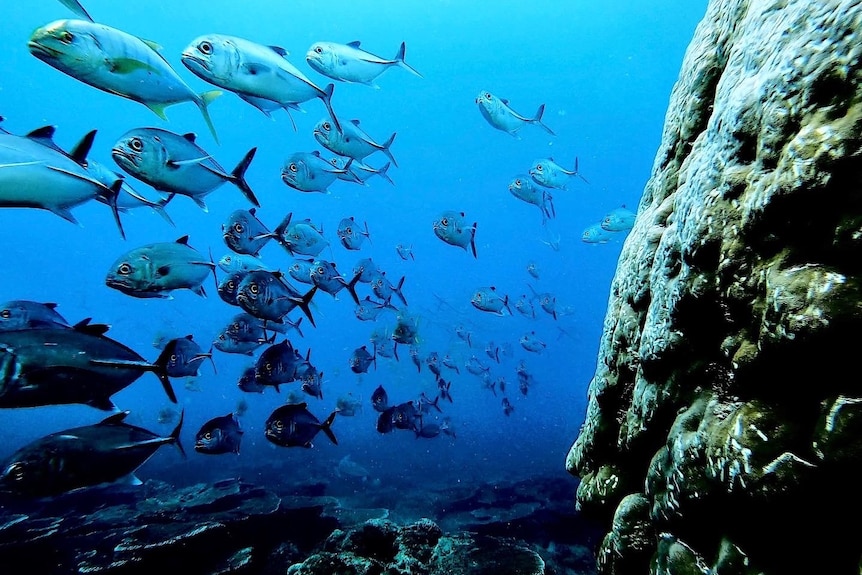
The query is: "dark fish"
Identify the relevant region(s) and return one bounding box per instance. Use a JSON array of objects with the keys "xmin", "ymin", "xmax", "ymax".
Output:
[
  {"xmin": 0, "ymin": 300, "xmax": 70, "ymax": 331},
  {"xmin": 237, "ymin": 366, "xmax": 265, "ymax": 393},
  {"xmin": 336, "ymin": 216, "xmax": 371, "ymax": 250},
  {"xmin": 222, "ymin": 208, "xmax": 275, "ymax": 256},
  {"xmin": 0, "ymin": 410, "xmax": 184, "ymax": 497},
  {"xmin": 415, "ymin": 422, "xmax": 441, "ymax": 439},
  {"xmin": 376, "ymin": 407, "xmax": 395, "ymax": 434},
  {"xmin": 217, "ymin": 271, "xmax": 247, "ymax": 306},
  {"xmin": 371, "ymin": 384, "xmax": 389, "ymax": 413},
  {"xmin": 425, "ymin": 351, "xmax": 441, "ymax": 379},
  {"xmin": 349, "ymin": 345, "xmax": 376, "ymax": 374},
  {"xmin": 310, "ymin": 260, "xmax": 361, "ymax": 304},
  {"xmin": 236, "ymin": 270, "xmax": 317, "ymax": 326},
  {"xmin": 105, "ymin": 235, "xmax": 216, "ymax": 299},
  {"xmin": 254, "ymin": 339, "xmax": 301, "ymax": 391},
  {"xmin": 0, "ymin": 323, "xmax": 176, "ymax": 410},
  {"xmin": 391, "ymin": 401, "xmax": 420, "ymax": 432},
  {"xmin": 112, "ymin": 128, "xmax": 257, "ymax": 209},
  {"xmin": 157, "ymin": 334, "xmax": 215, "ymax": 377},
  {"xmin": 392, "ymin": 311, "xmax": 419, "ymax": 345},
  {"xmin": 300, "ymin": 369, "xmax": 324, "ymax": 400},
  {"xmin": 502, "ymin": 397, "xmax": 514, "ymax": 416},
  {"xmin": 409, "ymin": 344, "xmax": 422, "ymax": 373},
  {"xmin": 195, "ymin": 413, "xmax": 242, "ymax": 455},
  {"xmin": 370, "ymin": 271, "xmax": 407, "ymax": 307},
  {"xmin": 264, "ymin": 402, "xmax": 338, "ymax": 448},
  {"xmin": 437, "ymin": 379, "xmax": 453, "ymax": 403},
  {"xmin": 336, "ymin": 393, "xmax": 362, "ymax": 416}
]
